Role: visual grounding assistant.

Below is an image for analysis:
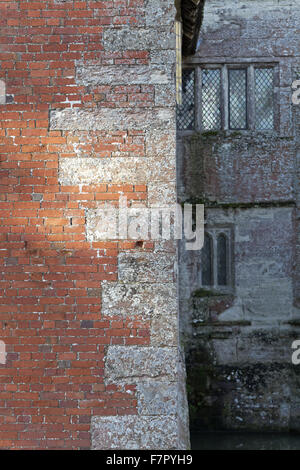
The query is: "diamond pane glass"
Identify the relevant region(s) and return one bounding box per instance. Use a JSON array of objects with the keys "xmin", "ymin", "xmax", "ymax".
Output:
[
  {"xmin": 202, "ymin": 68, "xmax": 221, "ymax": 130},
  {"xmin": 176, "ymin": 69, "xmax": 195, "ymax": 130},
  {"xmin": 202, "ymin": 233, "xmax": 213, "ymax": 286},
  {"xmin": 255, "ymin": 68, "xmax": 274, "ymax": 130},
  {"xmin": 217, "ymin": 234, "xmax": 227, "ymax": 286},
  {"xmin": 229, "ymin": 69, "xmax": 247, "ymax": 129}
]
